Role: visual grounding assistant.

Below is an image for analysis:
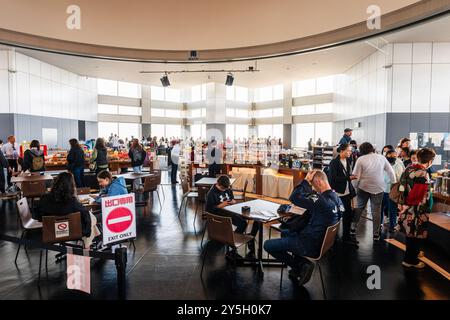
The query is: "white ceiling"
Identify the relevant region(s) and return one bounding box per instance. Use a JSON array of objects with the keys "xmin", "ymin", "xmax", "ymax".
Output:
[{"xmin": 4, "ymin": 14, "xmax": 450, "ymax": 88}]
